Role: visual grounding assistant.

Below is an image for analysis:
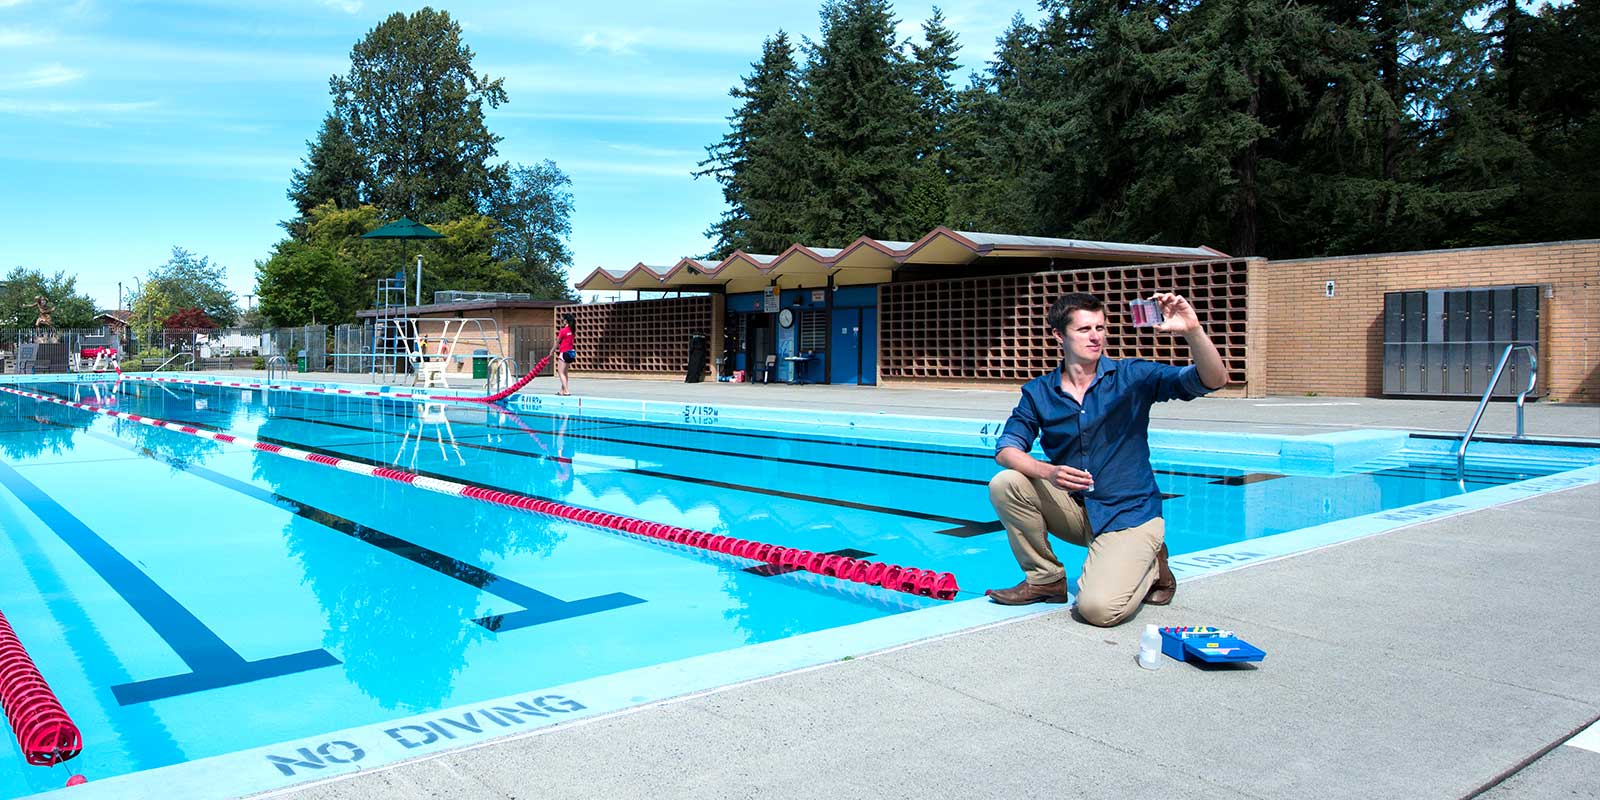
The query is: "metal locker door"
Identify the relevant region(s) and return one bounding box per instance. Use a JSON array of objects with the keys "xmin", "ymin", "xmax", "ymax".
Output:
[{"xmin": 1468, "ymin": 290, "xmax": 1494, "ymax": 395}]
